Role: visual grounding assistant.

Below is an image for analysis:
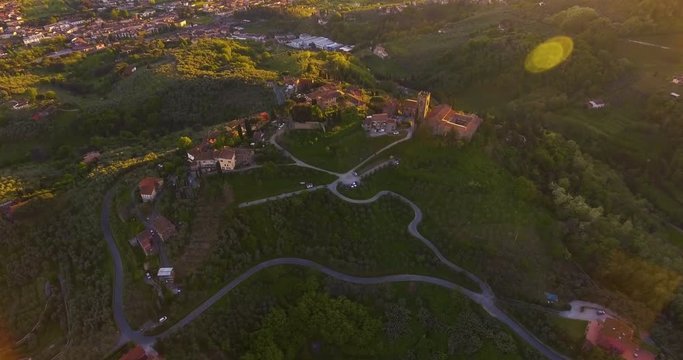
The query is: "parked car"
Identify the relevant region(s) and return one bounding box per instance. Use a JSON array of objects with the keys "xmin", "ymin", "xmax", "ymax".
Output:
[
  {"xmin": 596, "ymin": 310, "xmax": 606, "ymax": 315},
  {"xmin": 306, "ymin": 183, "xmax": 314, "ymax": 189},
  {"xmin": 159, "ymin": 316, "xmax": 168, "ymax": 323}
]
